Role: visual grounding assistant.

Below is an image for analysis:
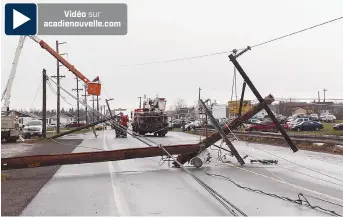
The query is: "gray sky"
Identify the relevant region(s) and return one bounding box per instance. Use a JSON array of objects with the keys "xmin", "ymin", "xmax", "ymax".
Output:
[{"xmin": 1, "ymin": 0, "xmax": 343, "ymax": 111}]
